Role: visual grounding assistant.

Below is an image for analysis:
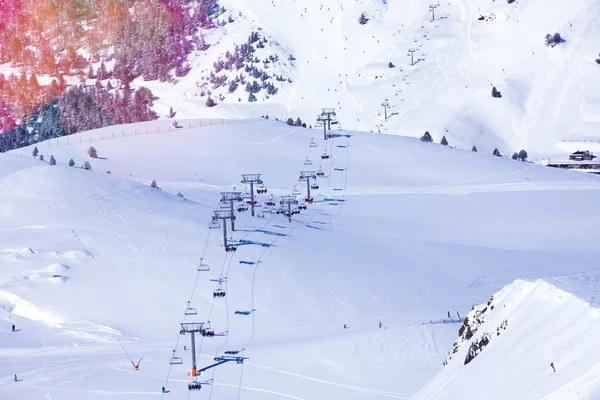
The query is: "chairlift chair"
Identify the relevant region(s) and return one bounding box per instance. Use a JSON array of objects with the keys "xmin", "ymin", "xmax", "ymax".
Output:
[
  {"xmin": 185, "ymin": 301, "xmax": 198, "ymax": 316},
  {"xmin": 197, "ymin": 258, "xmax": 210, "ymax": 272},
  {"xmin": 304, "ymin": 157, "xmax": 313, "ymax": 166},
  {"xmin": 305, "ymin": 197, "xmax": 313, "ymax": 204},
  {"xmin": 311, "ymin": 184, "xmax": 319, "ymax": 190},
  {"xmin": 188, "ymin": 381, "xmax": 202, "ymax": 391},
  {"xmin": 169, "ymin": 350, "xmax": 183, "ymax": 365},
  {"xmin": 256, "ymin": 184, "xmax": 268, "ymax": 194},
  {"xmin": 213, "ymin": 285, "xmax": 226, "ymax": 298},
  {"xmin": 292, "ymin": 189, "xmax": 301, "ymax": 196},
  {"xmin": 209, "ymin": 218, "xmax": 220, "ymax": 229},
  {"xmin": 309, "ymin": 139, "xmax": 318, "ymax": 148},
  {"xmin": 321, "ymin": 151, "xmax": 330, "ymax": 159},
  {"xmin": 225, "ymin": 246, "xmax": 237, "ymax": 253}
]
